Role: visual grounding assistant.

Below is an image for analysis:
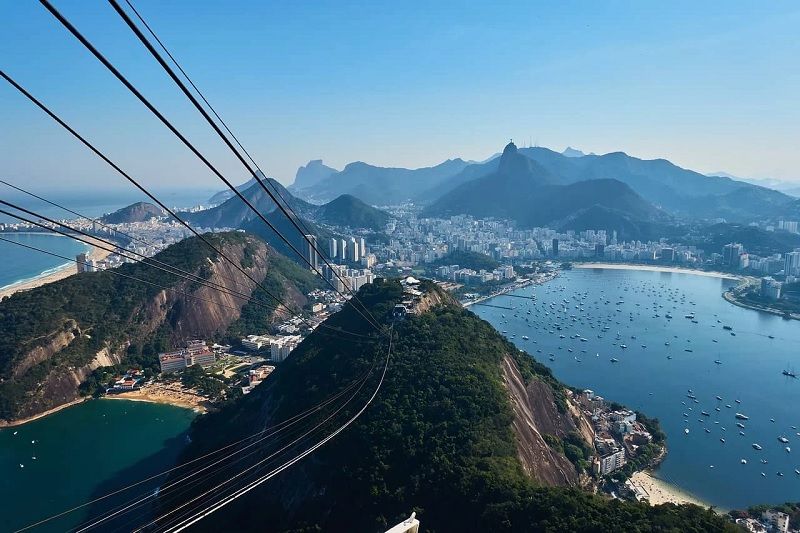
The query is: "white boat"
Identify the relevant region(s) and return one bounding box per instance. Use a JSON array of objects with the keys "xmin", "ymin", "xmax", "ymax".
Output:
[
  {"xmin": 684, "ymin": 428, "xmax": 689, "ymax": 434},
  {"xmin": 741, "ymin": 459, "xmax": 747, "ymax": 464},
  {"xmin": 786, "ymin": 447, "xmax": 791, "ymax": 453},
  {"xmin": 752, "ymin": 443, "xmax": 763, "ymax": 450}
]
